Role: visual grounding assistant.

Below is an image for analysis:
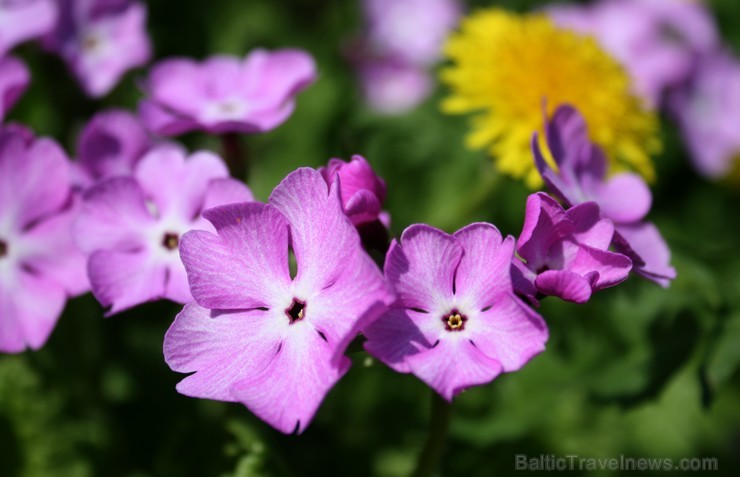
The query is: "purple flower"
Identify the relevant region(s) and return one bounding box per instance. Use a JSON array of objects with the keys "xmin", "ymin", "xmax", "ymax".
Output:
[
  {"xmin": 73, "ymin": 144, "xmax": 253, "ymax": 315},
  {"xmin": 362, "ymin": 0, "xmax": 461, "ymax": 67},
  {"xmin": 0, "ymin": 56, "xmax": 30, "ymax": 122},
  {"xmin": 363, "ymin": 223, "xmax": 548, "ymax": 401},
  {"xmin": 669, "ymin": 51, "xmax": 740, "ymax": 179},
  {"xmin": 513, "ymin": 193, "xmax": 632, "ymax": 304},
  {"xmin": 43, "ymin": 0, "xmax": 151, "ymax": 97},
  {"xmin": 533, "ymin": 105, "xmax": 676, "ymax": 287},
  {"xmin": 319, "ymin": 155, "xmax": 387, "ymax": 226},
  {"xmin": 139, "ymin": 49, "xmax": 317, "ymax": 136},
  {"xmin": 164, "ymin": 168, "xmax": 394, "ymax": 433},
  {"xmin": 0, "ymin": 126, "xmax": 88, "ymax": 353},
  {"xmin": 72, "ymin": 108, "xmax": 151, "ymax": 188},
  {"xmin": 355, "ymin": 58, "xmax": 432, "ymax": 115},
  {"xmin": 549, "ymin": 0, "xmax": 718, "ymax": 106},
  {"xmin": 0, "ymin": 0, "xmax": 58, "ymax": 56}
]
